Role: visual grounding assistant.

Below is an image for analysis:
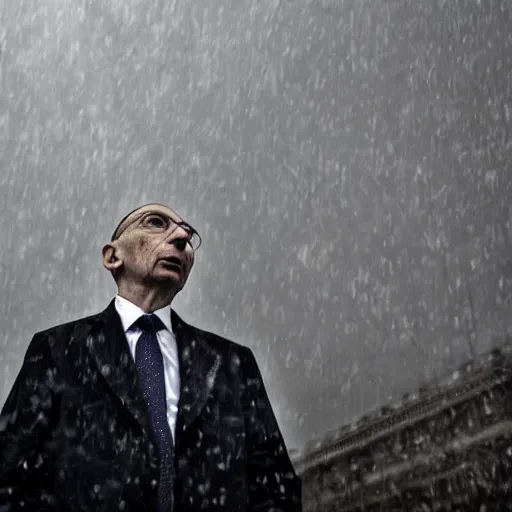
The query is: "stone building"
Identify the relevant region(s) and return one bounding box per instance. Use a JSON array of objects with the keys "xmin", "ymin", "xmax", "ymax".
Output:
[{"xmin": 296, "ymin": 344, "xmax": 512, "ymax": 511}]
